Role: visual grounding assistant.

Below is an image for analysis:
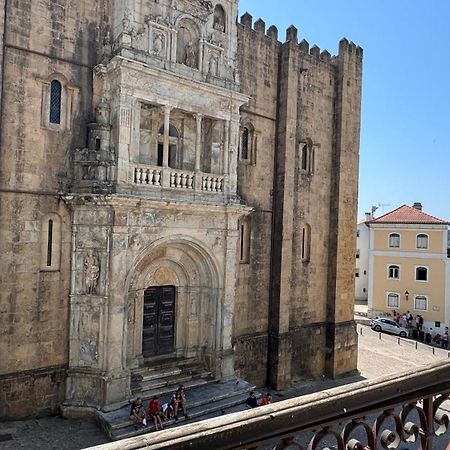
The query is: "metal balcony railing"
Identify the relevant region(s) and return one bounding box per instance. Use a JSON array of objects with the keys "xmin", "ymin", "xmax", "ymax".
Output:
[{"xmin": 86, "ymin": 361, "xmax": 450, "ymax": 450}]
